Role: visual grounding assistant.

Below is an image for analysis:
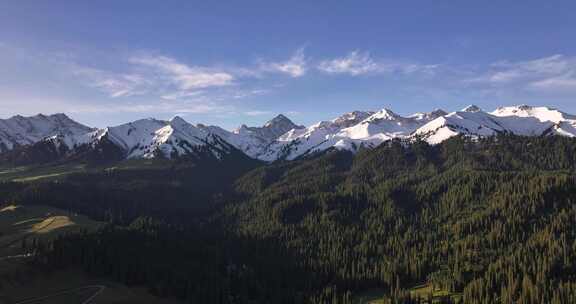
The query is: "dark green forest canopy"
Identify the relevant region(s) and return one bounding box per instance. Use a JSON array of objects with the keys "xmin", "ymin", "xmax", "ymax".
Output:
[{"xmin": 3, "ymin": 135, "xmax": 576, "ymax": 303}]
